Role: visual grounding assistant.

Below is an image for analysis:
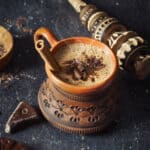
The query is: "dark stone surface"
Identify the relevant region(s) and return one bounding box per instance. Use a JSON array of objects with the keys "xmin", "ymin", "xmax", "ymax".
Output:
[{"xmin": 0, "ymin": 0, "xmax": 150, "ymax": 149}]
